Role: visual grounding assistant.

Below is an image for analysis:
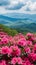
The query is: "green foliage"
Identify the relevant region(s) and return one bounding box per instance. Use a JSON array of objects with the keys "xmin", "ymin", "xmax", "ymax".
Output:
[
  {"xmin": 0, "ymin": 24, "xmax": 35, "ymax": 36},
  {"xmin": 16, "ymin": 28, "xmax": 33, "ymax": 34},
  {"xmin": 0, "ymin": 24, "xmax": 18, "ymax": 36}
]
